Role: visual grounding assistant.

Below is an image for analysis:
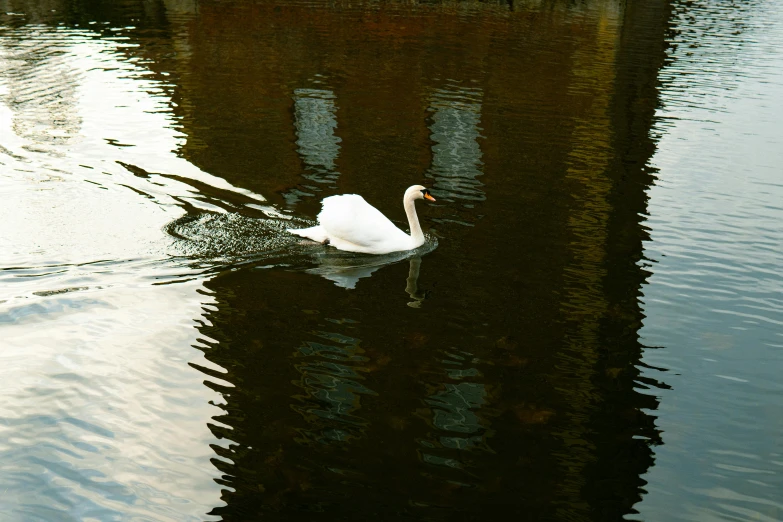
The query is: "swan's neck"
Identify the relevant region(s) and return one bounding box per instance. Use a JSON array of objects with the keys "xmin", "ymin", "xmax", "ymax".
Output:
[{"xmin": 404, "ymin": 195, "xmax": 425, "ymax": 247}]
